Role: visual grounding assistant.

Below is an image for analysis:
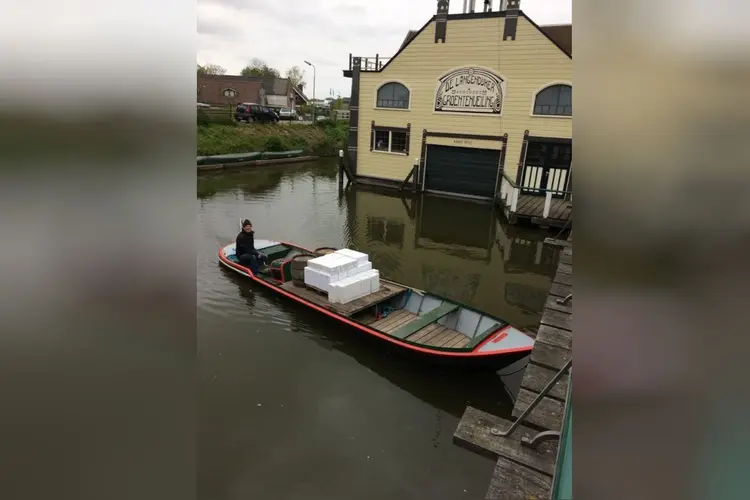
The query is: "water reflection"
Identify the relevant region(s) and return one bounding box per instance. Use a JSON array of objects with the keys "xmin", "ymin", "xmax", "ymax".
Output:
[
  {"xmin": 197, "ymin": 160, "xmax": 339, "ymax": 201},
  {"xmin": 342, "ymin": 187, "xmax": 560, "ymax": 331},
  {"xmin": 283, "ymin": 301, "xmax": 512, "ymax": 419}
]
